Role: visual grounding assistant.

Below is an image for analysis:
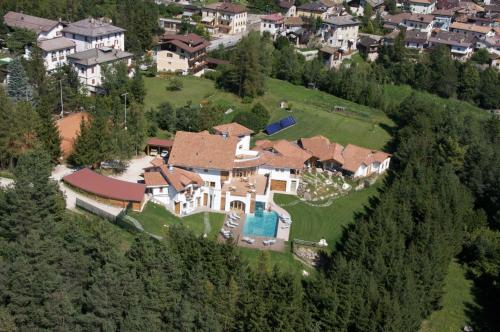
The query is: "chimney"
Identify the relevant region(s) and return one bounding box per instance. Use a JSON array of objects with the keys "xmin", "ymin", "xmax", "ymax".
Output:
[
  {"xmin": 168, "ymin": 164, "xmax": 174, "ymax": 172},
  {"xmin": 222, "ymin": 131, "xmax": 229, "ymax": 139}
]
